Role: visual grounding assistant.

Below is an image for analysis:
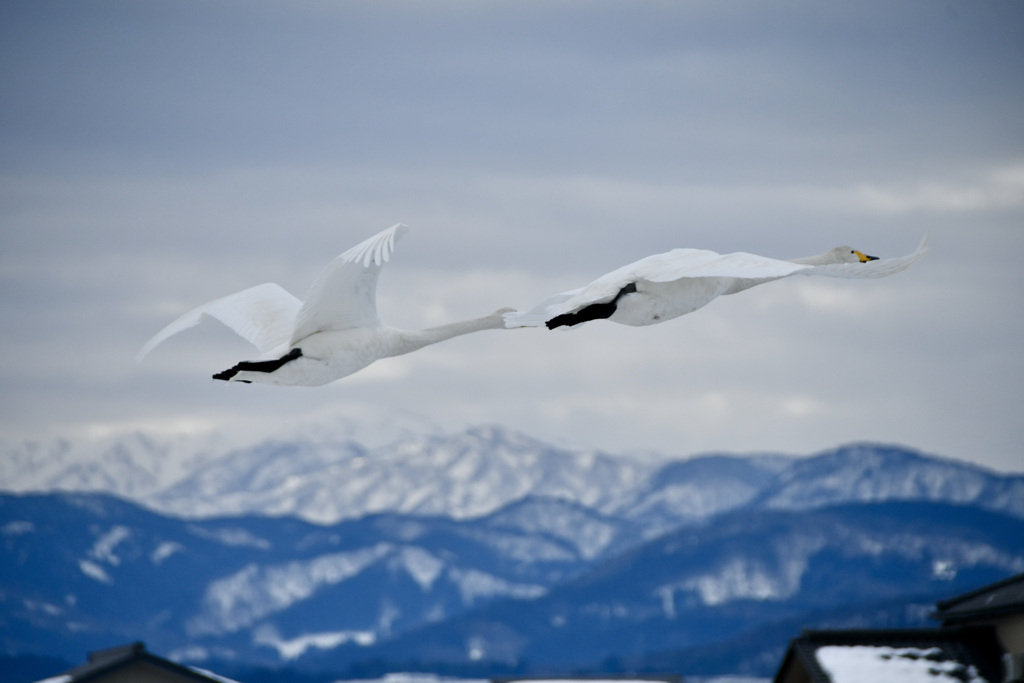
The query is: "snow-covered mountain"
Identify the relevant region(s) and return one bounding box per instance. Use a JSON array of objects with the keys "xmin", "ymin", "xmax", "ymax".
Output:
[
  {"xmin": 353, "ymin": 502, "xmax": 1024, "ymax": 676},
  {"xmin": 0, "ymin": 425, "xmax": 656, "ymax": 525},
  {"xmin": 4, "ymin": 491, "xmax": 1021, "ymax": 680},
  {"xmin": 4, "ymin": 423, "xmax": 1022, "ymax": 530},
  {"xmin": 753, "ymin": 443, "xmax": 1024, "ymax": 517},
  {"xmin": 0, "ymin": 408, "xmax": 442, "ymax": 503},
  {"xmin": 0, "ymin": 431, "xmax": 225, "ymax": 499},
  {"xmin": 149, "ymin": 426, "xmax": 655, "ymax": 525},
  {"xmin": 0, "ymin": 492, "xmax": 606, "ymax": 668},
  {"xmin": 4, "ymin": 423, "xmax": 1024, "ymax": 680}
]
